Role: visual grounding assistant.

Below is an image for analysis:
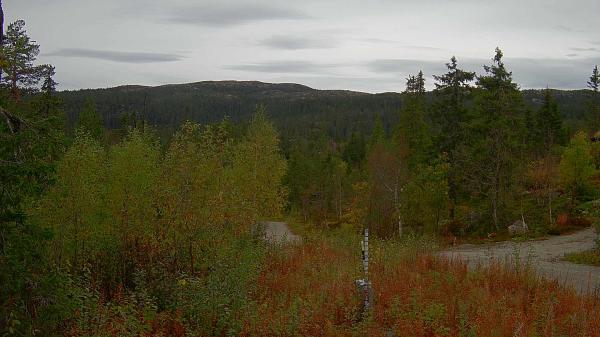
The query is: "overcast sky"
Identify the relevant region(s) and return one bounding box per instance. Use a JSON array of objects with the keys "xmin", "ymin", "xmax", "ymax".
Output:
[{"xmin": 7, "ymin": 0, "xmax": 600, "ymax": 93}]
